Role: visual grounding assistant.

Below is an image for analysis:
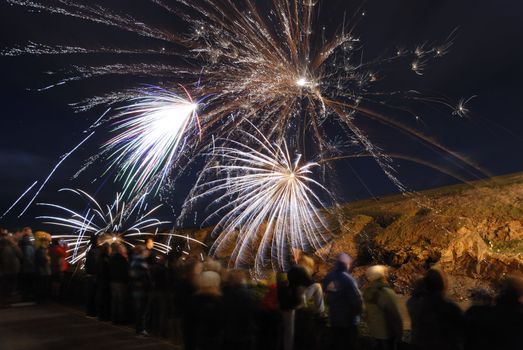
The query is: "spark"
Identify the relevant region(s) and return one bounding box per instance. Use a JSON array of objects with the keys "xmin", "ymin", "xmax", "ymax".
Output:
[{"xmin": 453, "ymin": 95, "xmax": 477, "ymax": 118}]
